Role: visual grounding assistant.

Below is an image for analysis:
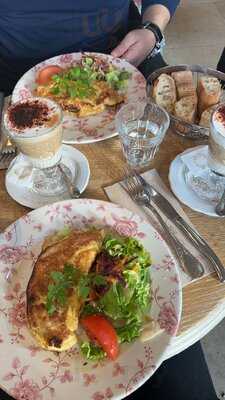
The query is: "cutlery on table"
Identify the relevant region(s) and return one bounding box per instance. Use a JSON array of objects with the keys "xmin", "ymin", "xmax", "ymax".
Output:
[
  {"xmin": 58, "ymin": 162, "xmax": 80, "ymax": 199},
  {"xmin": 0, "ymin": 93, "xmax": 17, "ymax": 169},
  {"xmin": 122, "ymin": 172, "xmax": 205, "ymax": 279},
  {"xmin": 135, "ymin": 172, "xmax": 225, "ymax": 282},
  {"xmin": 215, "ymin": 188, "xmax": 225, "ymax": 217}
]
